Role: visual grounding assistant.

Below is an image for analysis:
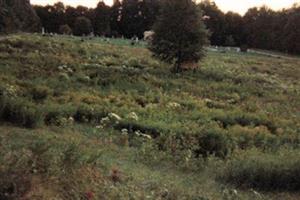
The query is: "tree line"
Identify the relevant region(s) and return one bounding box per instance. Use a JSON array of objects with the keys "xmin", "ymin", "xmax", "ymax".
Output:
[
  {"xmin": 34, "ymin": 0, "xmax": 160, "ymax": 38},
  {"xmin": 34, "ymin": 0, "xmax": 300, "ymax": 54}
]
